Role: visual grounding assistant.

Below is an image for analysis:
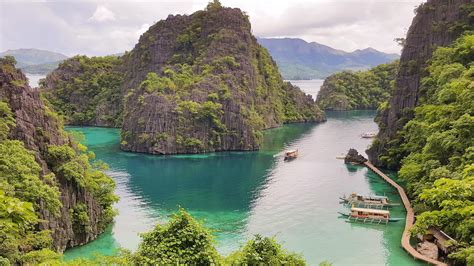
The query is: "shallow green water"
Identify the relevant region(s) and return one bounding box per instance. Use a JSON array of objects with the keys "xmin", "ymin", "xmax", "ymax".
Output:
[{"xmin": 64, "ymin": 110, "xmax": 423, "ymax": 265}]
